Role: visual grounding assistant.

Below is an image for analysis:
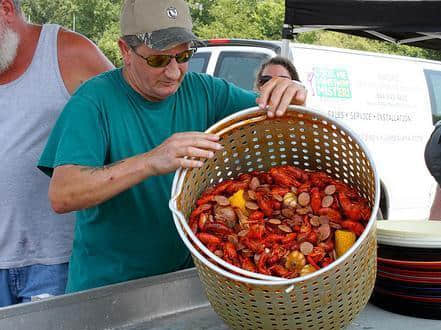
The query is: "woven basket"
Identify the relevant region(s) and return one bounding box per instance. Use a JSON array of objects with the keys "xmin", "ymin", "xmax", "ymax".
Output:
[{"xmin": 170, "ymin": 105, "xmax": 380, "ymax": 330}]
